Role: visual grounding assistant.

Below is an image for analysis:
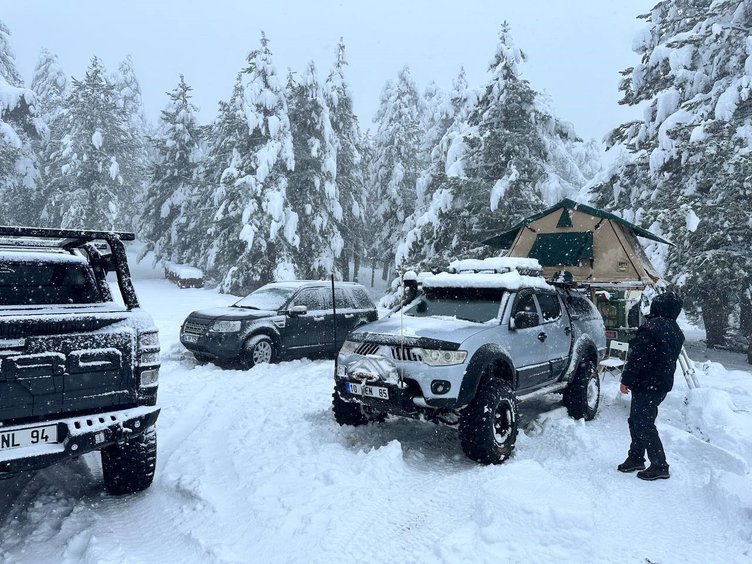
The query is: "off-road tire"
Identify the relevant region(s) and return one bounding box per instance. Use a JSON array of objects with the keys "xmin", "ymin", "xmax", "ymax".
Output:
[
  {"xmin": 101, "ymin": 426, "xmax": 157, "ymax": 495},
  {"xmin": 332, "ymin": 389, "xmax": 369, "ymax": 426},
  {"xmin": 240, "ymin": 335, "xmax": 275, "ymax": 369},
  {"xmin": 458, "ymin": 377, "xmax": 519, "ymax": 464},
  {"xmin": 563, "ymin": 359, "xmax": 600, "ymax": 420}
]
